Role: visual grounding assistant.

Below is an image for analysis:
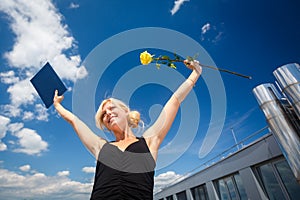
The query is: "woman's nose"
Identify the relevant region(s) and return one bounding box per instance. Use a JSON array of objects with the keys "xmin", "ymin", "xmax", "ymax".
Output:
[{"xmin": 106, "ymin": 109, "xmax": 112, "ymax": 115}]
